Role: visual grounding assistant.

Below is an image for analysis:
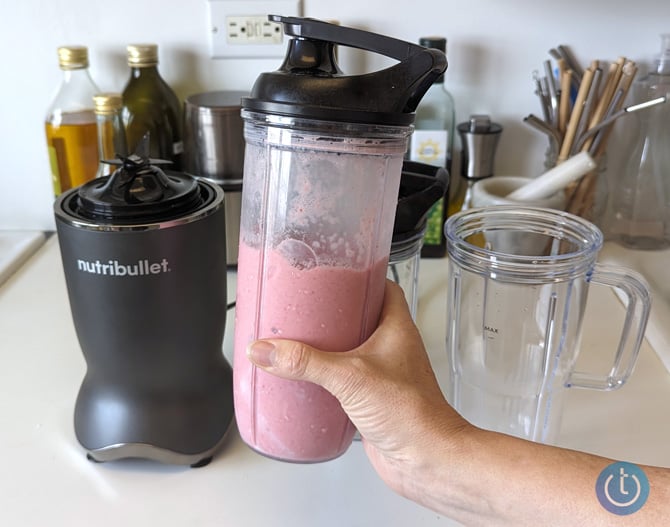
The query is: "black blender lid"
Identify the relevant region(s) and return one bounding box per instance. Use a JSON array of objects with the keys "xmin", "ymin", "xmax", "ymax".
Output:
[
  {"xmin": 394, "ymin": 160, "xmax": 449, "ymax": 238},
  {"xmin": 75, "ymin": 137, "xmax": 203, "ymax": 222},
  {"xmin": 242, "ymin": 16, "xmax": 447, "ymax": 126}
]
